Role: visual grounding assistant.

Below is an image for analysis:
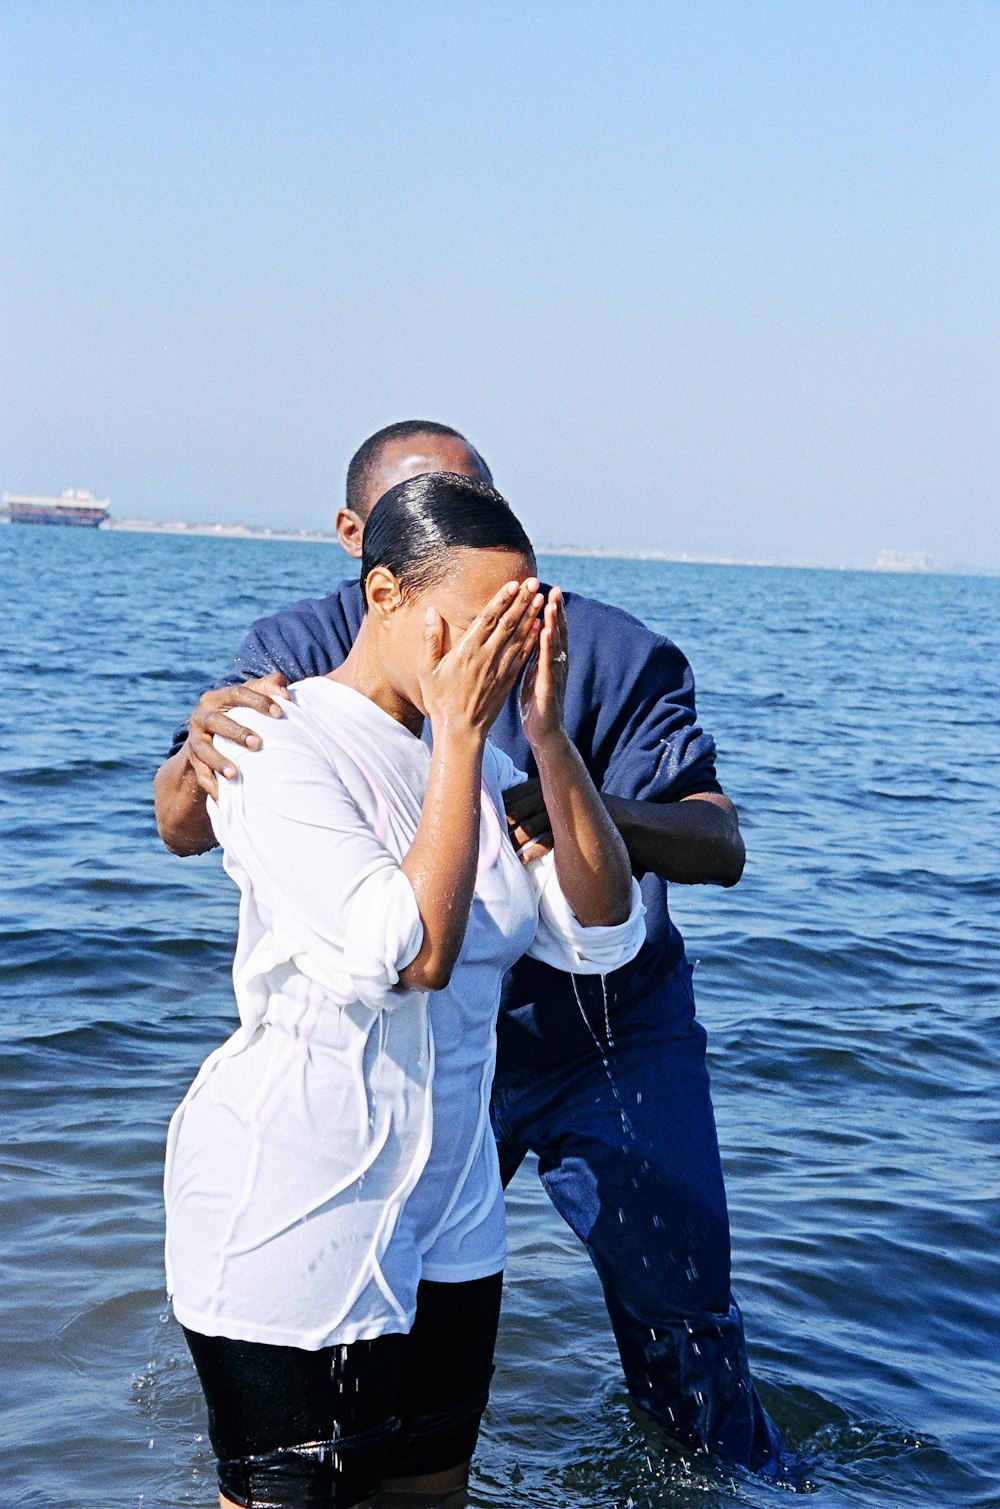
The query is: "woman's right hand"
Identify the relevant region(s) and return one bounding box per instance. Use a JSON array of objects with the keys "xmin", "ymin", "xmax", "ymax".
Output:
[{"xmin": 418, "ymin": 578, "xmax": 543, "ymax": 739}]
